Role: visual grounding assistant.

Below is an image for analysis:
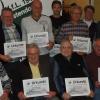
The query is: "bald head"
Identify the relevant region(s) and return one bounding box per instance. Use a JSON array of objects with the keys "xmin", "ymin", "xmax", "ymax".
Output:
[
  {"xmin": 32, "ymin": 0, "xmax": 42, "ymax": 6},
  {"xmin": 31, "ymin": 0, "xmax": 42, "ymax": 20}
]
